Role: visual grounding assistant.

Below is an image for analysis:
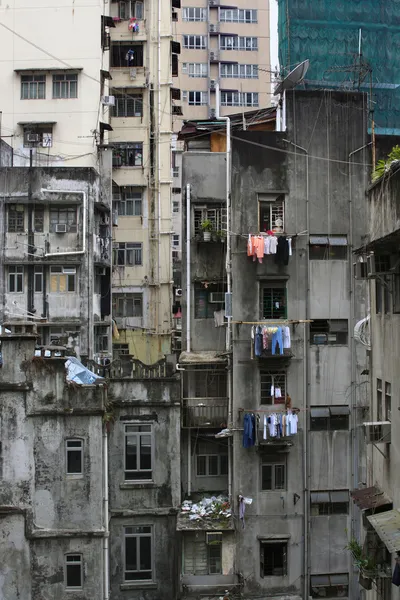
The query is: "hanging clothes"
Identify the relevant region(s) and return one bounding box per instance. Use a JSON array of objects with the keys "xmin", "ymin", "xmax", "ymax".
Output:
[
  {"xmin": 275, "ymin": 236, "xmax": 290, "ymax": 266},
  {"xmin": 283, "ymin": 326, "xmax": 291, "ymax": 349},
  {"xmin": 239, "ymin": 495, "xmax": 246, "ymax": 529},
  {"xmin": 254, "ymin": 326, "xmax": 263, "ymax": 357},
  {"xmin": 243, "ymin": 414, "xmax": 256, "ymax": 448},
  {"xmin": 271, "ymin": 327, "xmax": 284, "ymax": 355}
]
